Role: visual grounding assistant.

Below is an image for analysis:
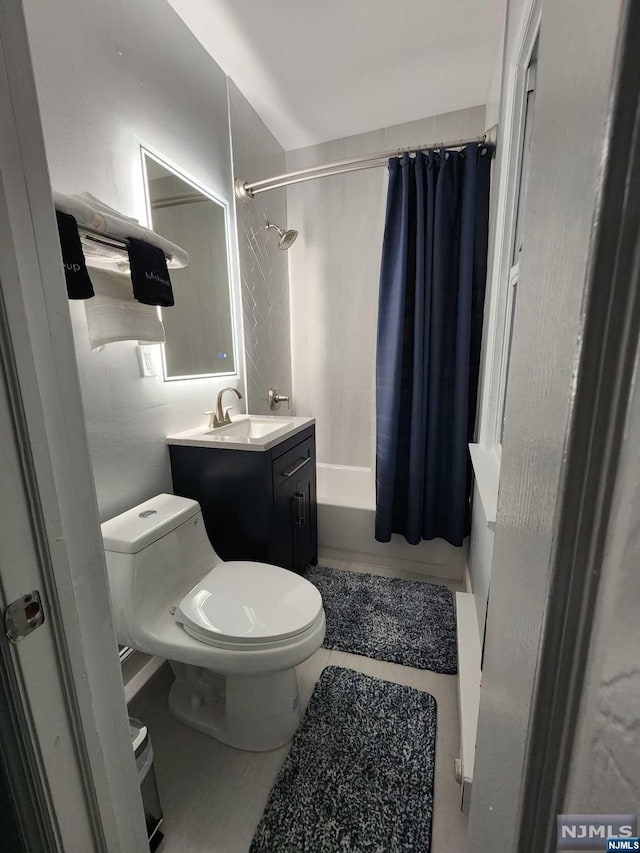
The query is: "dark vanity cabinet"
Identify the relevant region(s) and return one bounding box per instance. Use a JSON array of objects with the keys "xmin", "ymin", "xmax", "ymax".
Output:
[{"xmin": 169, "ymin": 426, "xmax": 317, "ymax": 574}]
